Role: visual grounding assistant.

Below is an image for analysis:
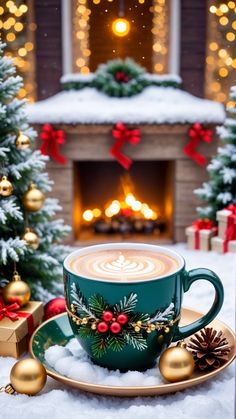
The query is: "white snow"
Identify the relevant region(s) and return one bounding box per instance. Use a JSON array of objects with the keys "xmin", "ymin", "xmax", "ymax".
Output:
[
  {"xmin": 26, "ymin": 86, "xmax": 225, "ymax": 125},
  {"xmin": 0, "ymin": 244, "xmax": 235, "ymax": 419}
]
